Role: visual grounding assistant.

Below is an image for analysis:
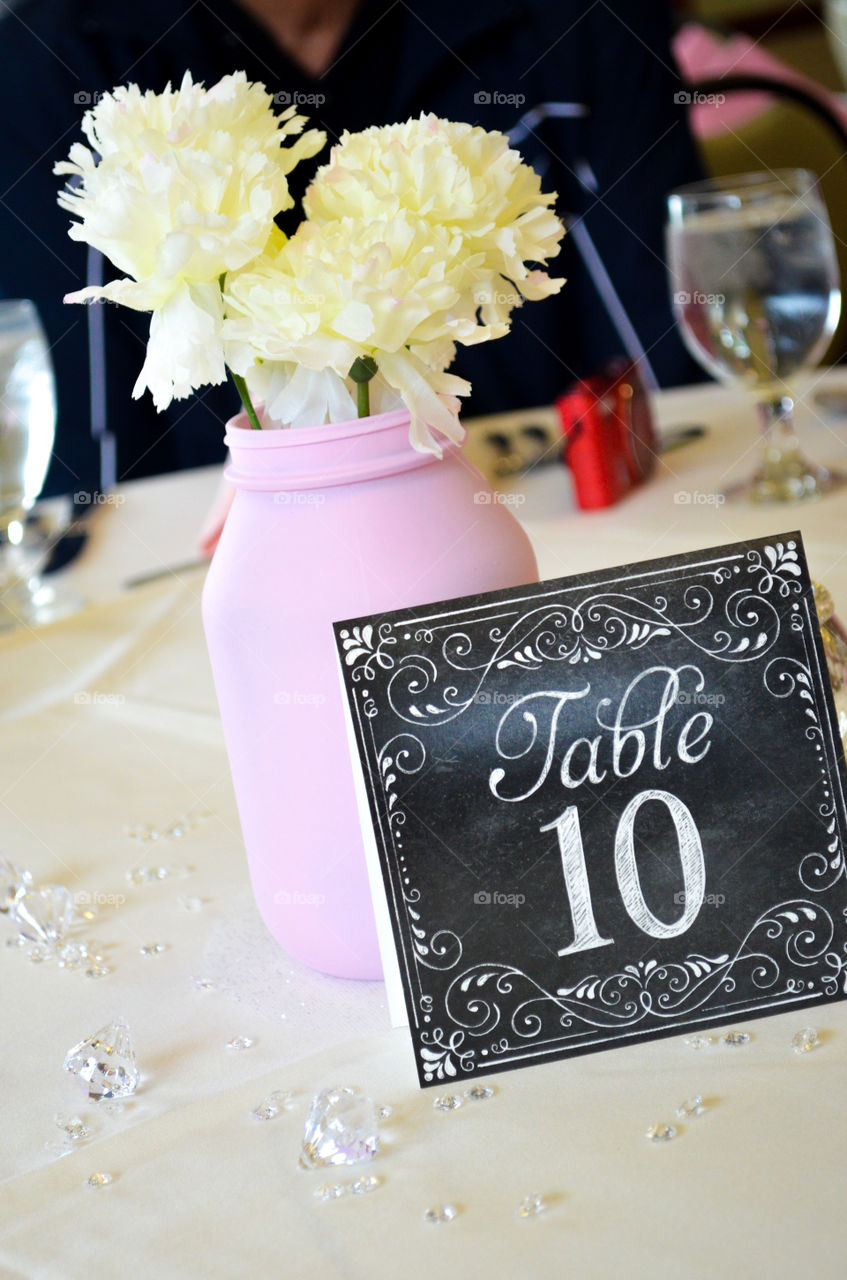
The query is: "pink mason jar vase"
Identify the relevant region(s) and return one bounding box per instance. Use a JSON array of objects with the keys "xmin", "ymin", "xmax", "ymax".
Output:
[{"xmin": 202, "ymin": 407, "xmax": 538, "ymax": 979}]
